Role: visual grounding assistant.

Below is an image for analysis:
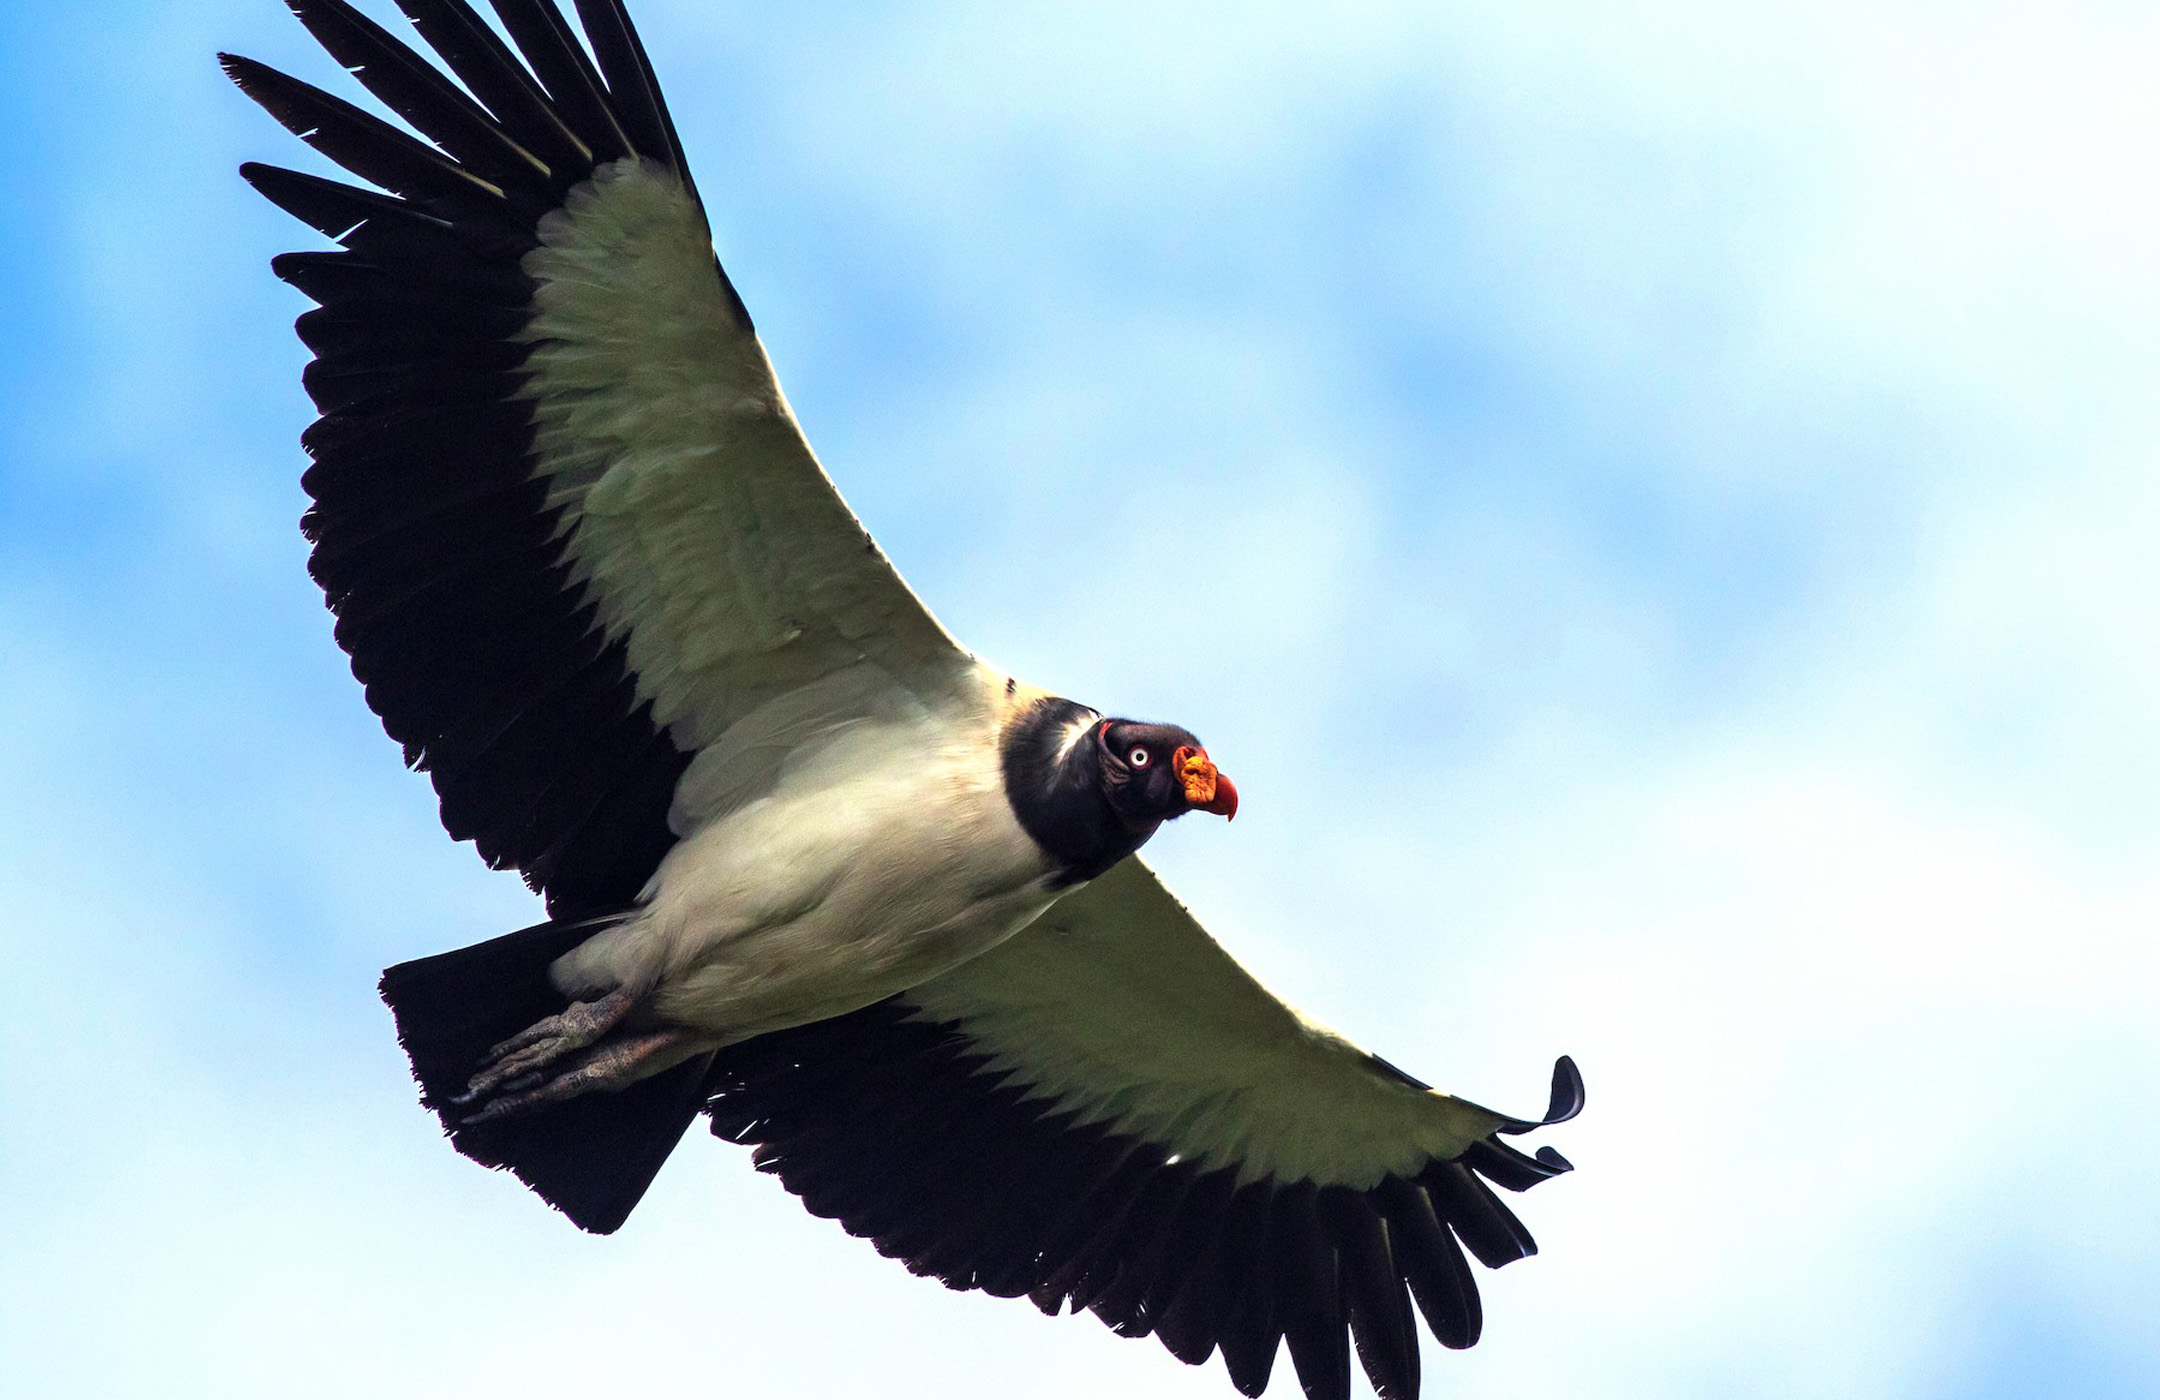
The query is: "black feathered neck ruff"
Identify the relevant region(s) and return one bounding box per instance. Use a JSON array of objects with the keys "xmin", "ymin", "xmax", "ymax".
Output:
[{"xmin": 999, "ymin": 696, "xmax": 1158, "ymax": 886}]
